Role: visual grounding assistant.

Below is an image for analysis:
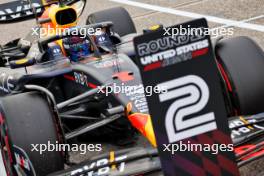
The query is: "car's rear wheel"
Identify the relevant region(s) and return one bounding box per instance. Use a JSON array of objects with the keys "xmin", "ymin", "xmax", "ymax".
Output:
[
  {"xmin": 0, "ymin": 92, "xmax": 64, "ymax": 176},
  {"xmin": 216, "ymin": 36, "xmax": 264, "ymax": 115},
  {"xmin": 86, "ymin": 7, "xmax": 136, "ymax": 37}
]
